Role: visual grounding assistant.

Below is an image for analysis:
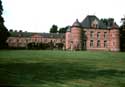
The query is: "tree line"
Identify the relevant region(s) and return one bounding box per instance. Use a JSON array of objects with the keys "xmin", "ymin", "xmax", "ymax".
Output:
[{"xmin": 49, "ymin": 24, "xmax": 69, "ymax": 33}]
